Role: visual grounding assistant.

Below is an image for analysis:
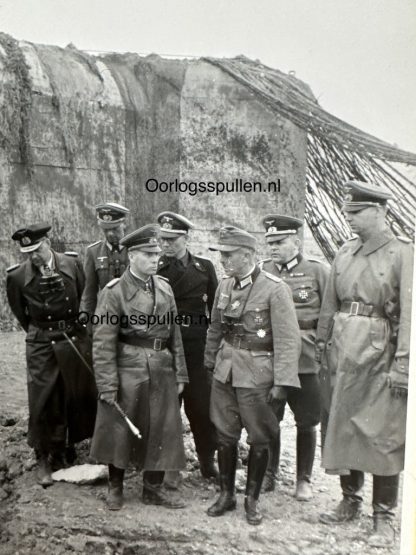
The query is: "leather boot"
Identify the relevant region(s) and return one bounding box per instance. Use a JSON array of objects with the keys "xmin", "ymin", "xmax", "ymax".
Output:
[
  {"xmin": 368, "ymin": 474, "xmax": 398, "ymax": 548},
  {"xmin": 106, "ymin": 464, "xmax": 124, "ymax": 511},
  {"xmin": 37, "ymin": 456, "xmax": 53, "ymax": 488},
  {"xmin": 295, "ymin": 428, "xmax": 316, "ymax": 501},
  {"xmin": 319, "ymin": 471, "xmax": 364, "ymax": 524},
  {"xmin": 143, "ymin": 471, "xmax": 185, "ymax": 509},
  {"xmin": 244, "ymin": 446, "xmax": 269, "ymax": 526},
  {"xmin": 198, "ymin": 452, "xmax": 219, "ymax": 480},
  {"xmin": 207, "ymin": 444, "xmax": 237, "ymax": 517},
  {"xmin": 261, "ymin": 431, "xmax": 280, "ymax": 493}
]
